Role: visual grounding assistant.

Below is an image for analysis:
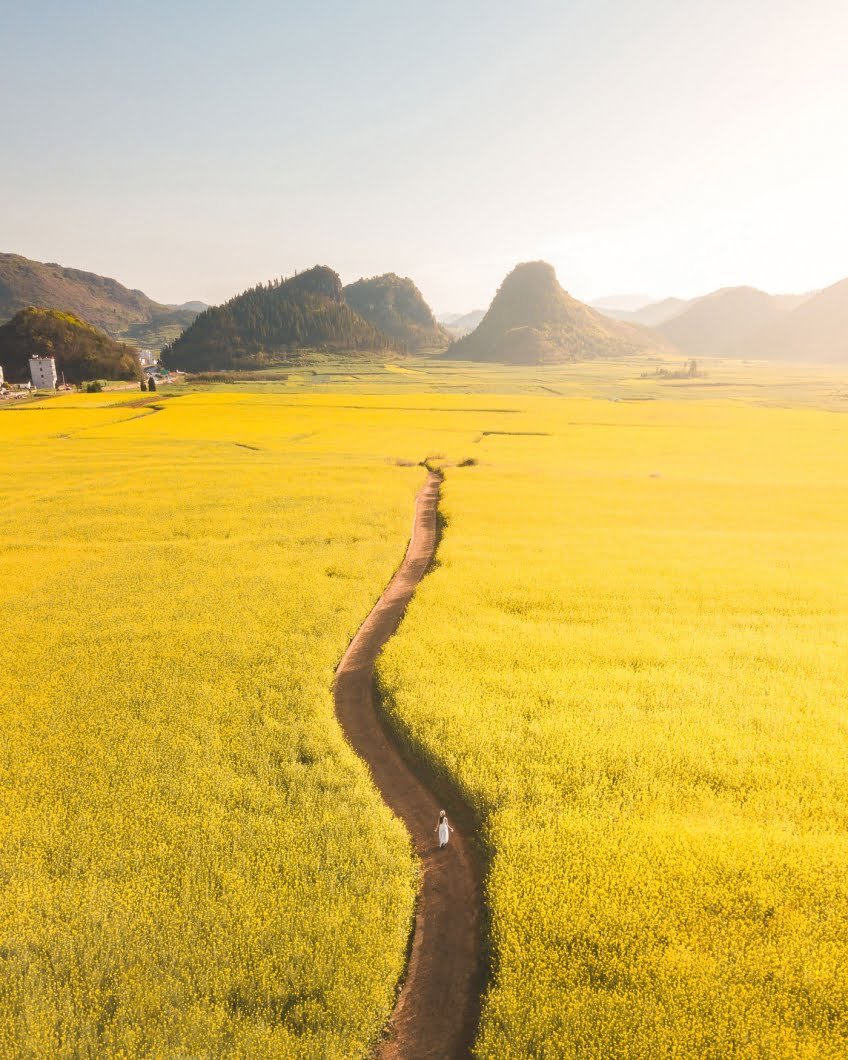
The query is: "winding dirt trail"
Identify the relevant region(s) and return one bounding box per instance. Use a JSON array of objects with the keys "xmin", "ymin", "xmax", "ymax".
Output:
[{"xmin": 334, "ymin": 471, "xmax": 482, "ymax": 1059}]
